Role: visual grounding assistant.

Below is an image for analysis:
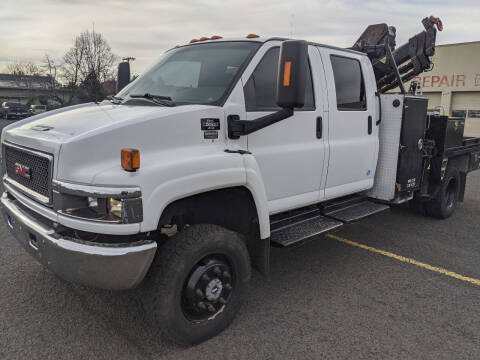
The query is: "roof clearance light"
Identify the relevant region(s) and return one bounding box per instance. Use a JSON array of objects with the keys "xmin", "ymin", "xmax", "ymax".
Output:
[
  {"xmin": 121, "ymin": 148, "xmax": 140, "ymax": 172},
  {"xmin": 210, "ymin": 35, "xmax": 223, "ymax": 40},
  {"xmin": 246, "ymin": 33, "xmax": 259, "ymax": 38},
  {"xmin": 199, "ymin": 37, "xmax": 209, "ymax": 41},
  {"xmin": 190, "ymin": 39, "xmax": 199, "ymax": 43}
]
